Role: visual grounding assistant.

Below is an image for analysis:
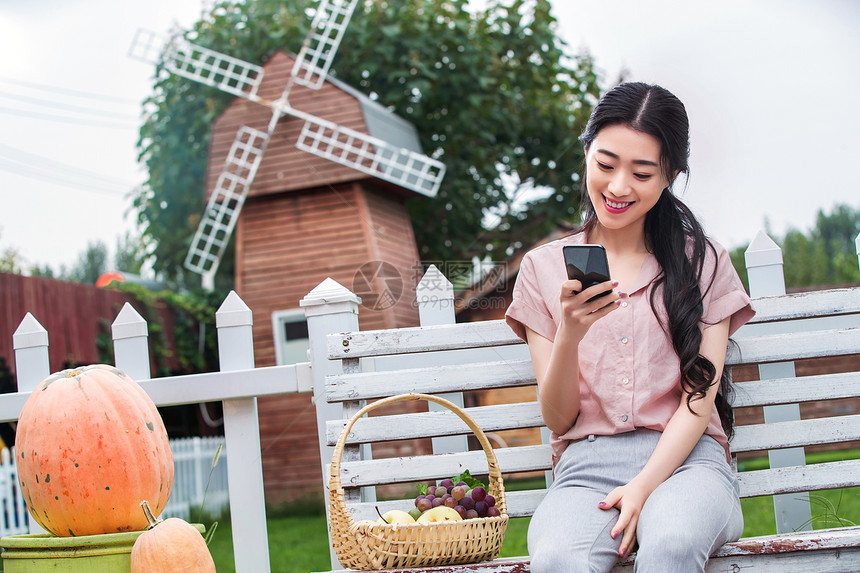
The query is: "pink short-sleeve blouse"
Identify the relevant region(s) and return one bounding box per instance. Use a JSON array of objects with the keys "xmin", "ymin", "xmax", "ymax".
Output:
[{"xmin": 505, "ymin": 232, "xmax": 755, "ymax": 467}]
